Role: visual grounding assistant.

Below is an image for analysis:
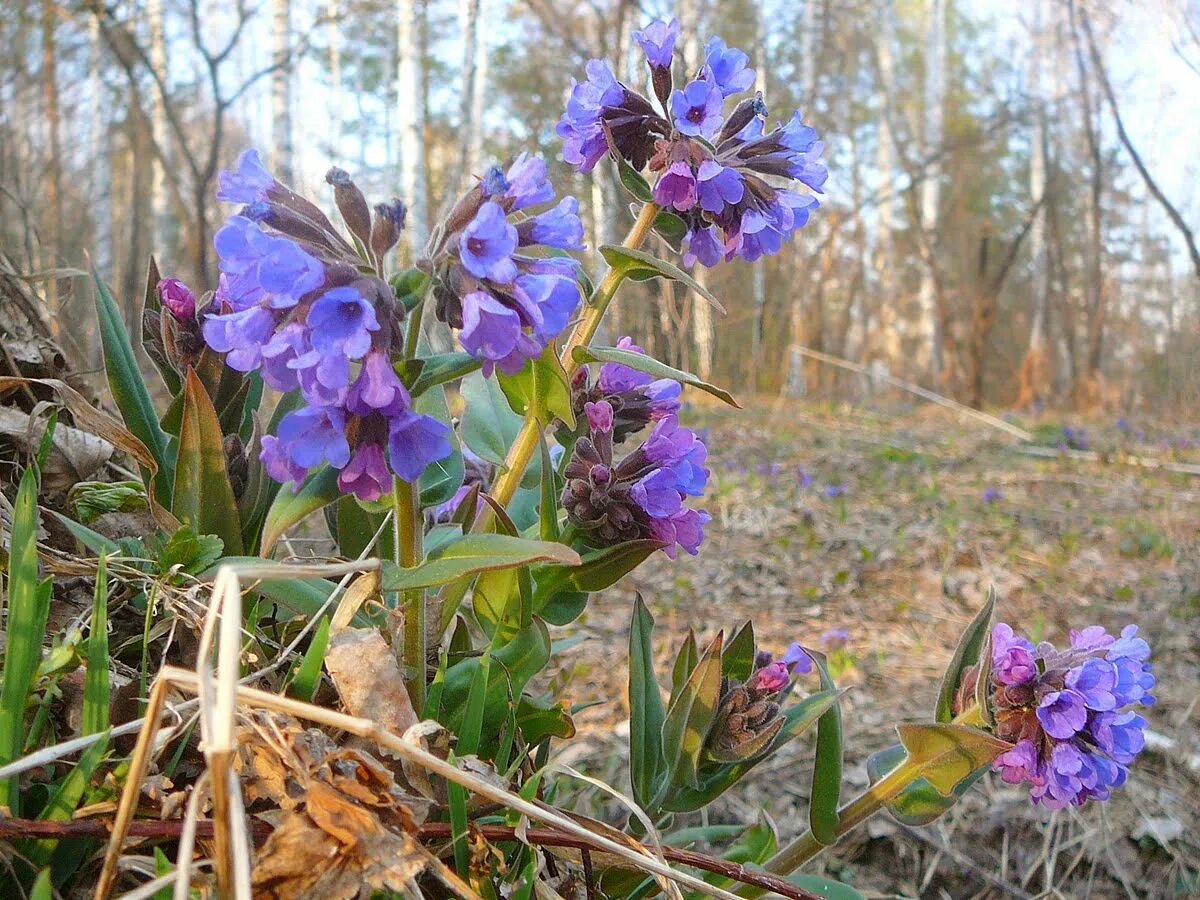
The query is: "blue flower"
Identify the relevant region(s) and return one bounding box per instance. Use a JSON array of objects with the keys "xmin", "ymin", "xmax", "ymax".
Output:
[
  {"xmin": 682, "ymin": 224, "xmax": 724, "ymax": 268},
  {"xmin": 459, "ymin": 291, "xmax": 540, "ymax": 376},
  {"xmin": 276, "ymin": 405, "xmax": 352, "ymax": 470},
  {"xmin": 633, "ymin": 17, "xmax": 680, "ymax": 69},
  {"xmin": 695, "ymin": 160, "xmax": 744, "ymax": 213},
  {"xmin": 519, "ymin": 196, "xmax": 585, "ymax": 250},
  {"xmin": 347, "ymin": 350, "xmax": 410, "ymax": 415},
  {"xmin": 702, "ymin": 37, "xmax": 755, "ymax": 96},
  {"xmin": 337, "ymin": 442, "xmax": 393, "ymax": 502},
  {"xmin": 557, "ymin": 60, "xmax": 625, "ymax": 173},
  {"xmin": 217, "ymin": 149, "xmax": 277, "ymax": 204},
  {"xmin": 388, "ymin": 409, "xmax": 453, "ymax": 482},
  {"xmin": 505, "ymin": 152, "xmax": 555, "ymax": 210},
  {"xmin": 459, "ymin": 201, "xmax": 519, "ymax": 281},
  {"xmin": 307, "ymin": 286, "xmax": 380, "ymax": 360},
  {"xmin": 652, "ymin": 161, "xmax": 698, "ymax": 211},
  {"xmin": 670, "ymin": 78, "xmax": 724, "ymax": 139},
  {"xmin": 202, "ymin": 306, "xmax": 276, "ymax": 372}
]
